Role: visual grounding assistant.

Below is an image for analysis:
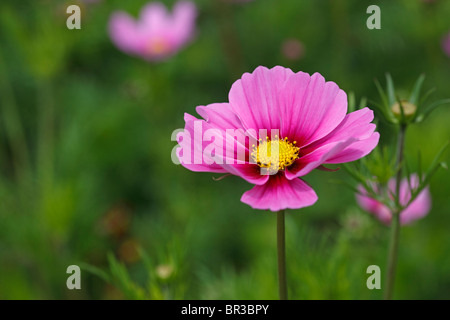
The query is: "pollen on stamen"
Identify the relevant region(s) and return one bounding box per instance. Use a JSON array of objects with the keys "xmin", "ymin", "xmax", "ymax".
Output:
[{"xmin": 250, "ymin": 135, "xmax": 300, "ymax": 174}]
